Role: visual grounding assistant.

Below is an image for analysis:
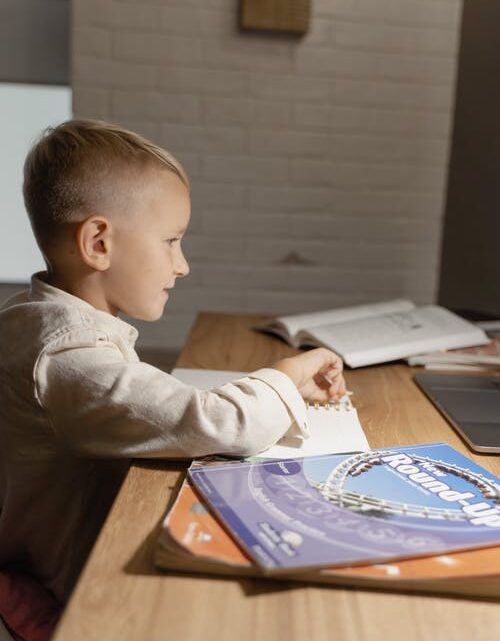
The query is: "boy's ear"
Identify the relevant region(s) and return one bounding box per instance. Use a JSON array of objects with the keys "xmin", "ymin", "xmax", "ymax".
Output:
[{"xmin": 76, "ymin": 216, "xmax": 113, "ymax": 271}]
